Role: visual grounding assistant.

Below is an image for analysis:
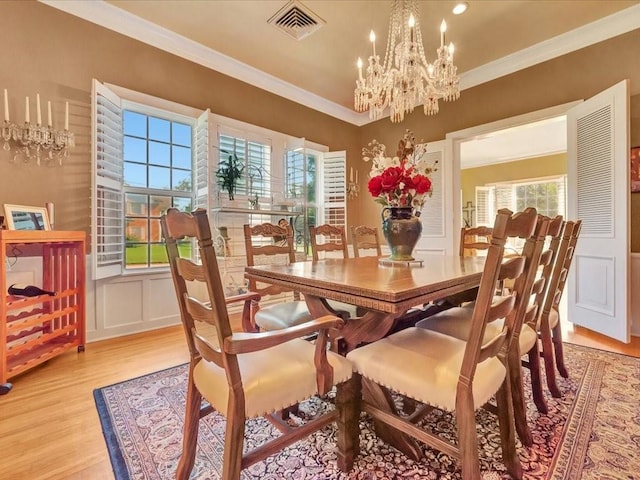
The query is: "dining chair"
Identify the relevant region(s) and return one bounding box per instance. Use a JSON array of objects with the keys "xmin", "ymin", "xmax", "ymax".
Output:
[
  {"xmin": 161, "ymin": 208, "xmax": 358, "ymax": 480},
  {"xmin": 310, "ymin": 224, "xmax": 349, "ymax": 261},
  {"xmin": 350, "ymin": 225, "xmax": 382, "ymax": 258},
  {"xmin": 416, "ymin": 211, "xmax": 554, "ymax": 446},
  {"xmin": 243, "ymin": 222, "xmax": 312, "ymax": 331},
  {"xmin": 459, "ymin": 225, "xmax": 492, "ymax": 256},
  {"xmin": 347, "ymin": 208, "xmax": 538, "ymax": 480},
  {"xmin": 309, "ymin": 224, "xmax": 358, "ymax": 319},
  {"xmin": 536, "ymin": 219, "xmax": 582, "ymax": 398}
]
